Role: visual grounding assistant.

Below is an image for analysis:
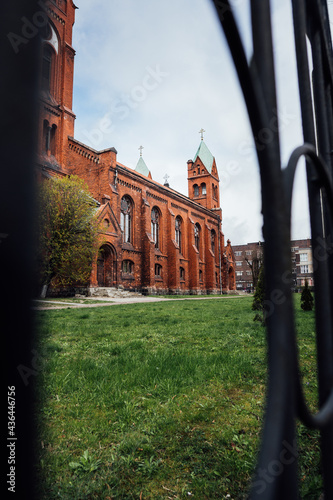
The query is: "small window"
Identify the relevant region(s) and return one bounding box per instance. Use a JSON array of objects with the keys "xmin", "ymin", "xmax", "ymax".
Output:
[
  {"xmin": 235, "ymin": 251, "xmax": 242, "ymax": 257},
  {"xmin": 50, "ymin": 124, "xmax": 56, "ymax": 155},
  {"xmin": 180, "ymin": 267, "xmax": 185, "ymax": 280},
  {"xmin": 236, "ymin": 261, "xmax": 242, "ymax": 267},
  {"xmin": 103, "ymin": 218, "xmax": 110, "ymax": 228},
  {"xmin": 122, "ymin": 260, "xmax": 134, "ymax": 274},
  {"xmin": 199, "ymin": 269, "xmax": 203, "ymax": 282},
  {"xmin": 300, "ymin": 253, "xmax": 308, "ymax": 262},
  {"xmin": 193, "ymin": 184, "xmax": 199, "ymax": 197},
  {"xmin": 246, "ymin": 250, "xmax": 252, "ymax": 256},
  {"xmin": 301, "ymin": 265, "xmax": 309, "ymax": 274},
  {"xmin": 43, "ymin": 120, "xmax": 50, "ymax": 152},
  {"xmin": 201, "ymin": 183, "xmax": 206, "ymax": 195},
  {"xmin": 155, "ymin": 264, "xmax": 162, "ymax": 276}
]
